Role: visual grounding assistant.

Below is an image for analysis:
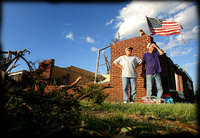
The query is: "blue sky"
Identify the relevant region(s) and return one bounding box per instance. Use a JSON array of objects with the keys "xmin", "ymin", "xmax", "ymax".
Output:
[{"xmin": 2, "ymin": 1, "xmax": 199, "ymax": 91}]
